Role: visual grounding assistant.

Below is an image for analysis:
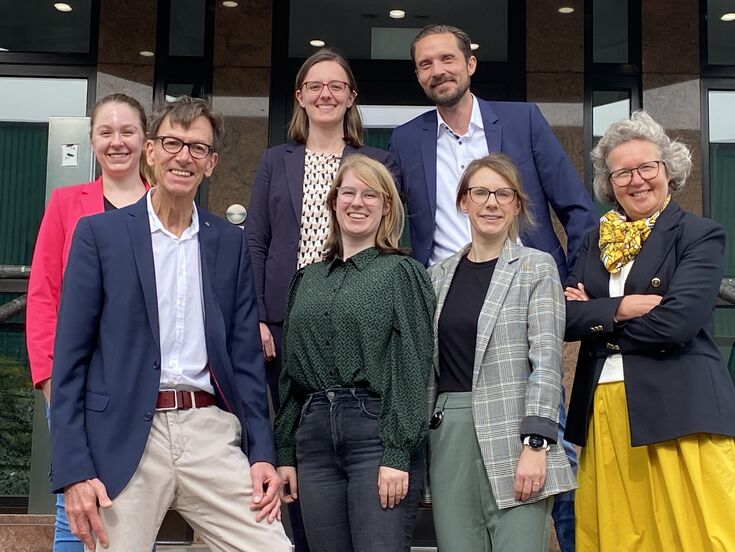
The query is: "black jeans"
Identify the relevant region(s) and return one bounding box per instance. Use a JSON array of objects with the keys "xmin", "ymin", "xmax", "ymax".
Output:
[{"xmin": 296, "ymin": 388, "xmax": 422, "ymax": 552}]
